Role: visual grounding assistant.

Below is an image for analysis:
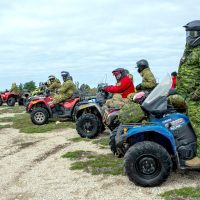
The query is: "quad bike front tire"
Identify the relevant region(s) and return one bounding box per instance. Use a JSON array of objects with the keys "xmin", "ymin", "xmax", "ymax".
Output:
[
  {"xmin": 76, "ymin": 113, "xmax": 102, "ymax": 139},
  {"xmin": 31, "ymin": 107, "xmax": 49, "ymax": 125},
  {"xmin": 0, "ymin": 98, "xmax": 3, "ymax": 106},
  {"xmin": 124, "ymin": 141, "xmax": 172, "ymax": 187},
  {"xmin": 7, "ymin": 97, "xmax": 16, "ymax": 106}
]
